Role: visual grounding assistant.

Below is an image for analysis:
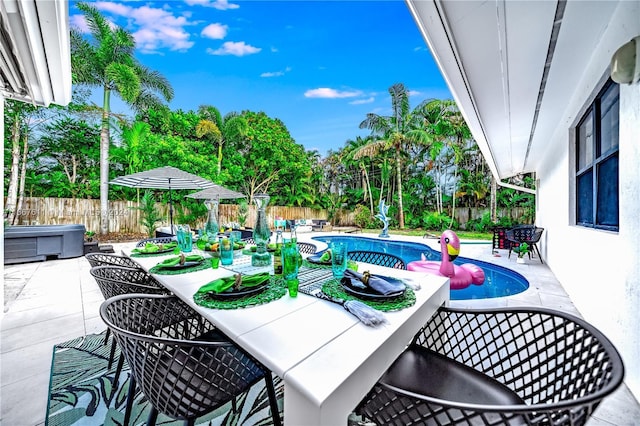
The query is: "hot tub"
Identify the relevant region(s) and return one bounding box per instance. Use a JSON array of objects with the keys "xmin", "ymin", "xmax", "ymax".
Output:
[{"xmin": 4, "ymin": 224, "xmax": 86, "ymax": 264}]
